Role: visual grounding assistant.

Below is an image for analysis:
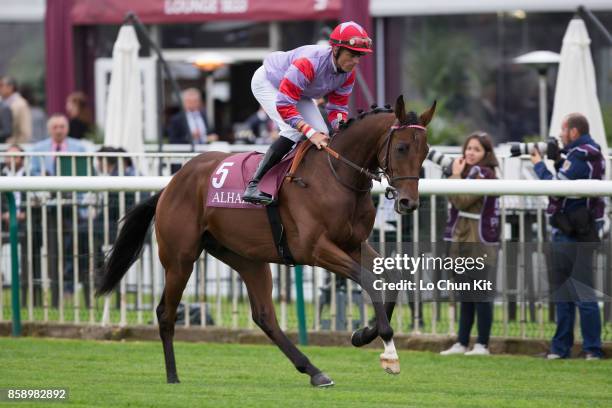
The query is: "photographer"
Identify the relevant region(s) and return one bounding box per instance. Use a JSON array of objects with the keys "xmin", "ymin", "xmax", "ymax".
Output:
[{"xmin": 531, "ymin": 113, "xmax": 604, "ymax": 360}]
